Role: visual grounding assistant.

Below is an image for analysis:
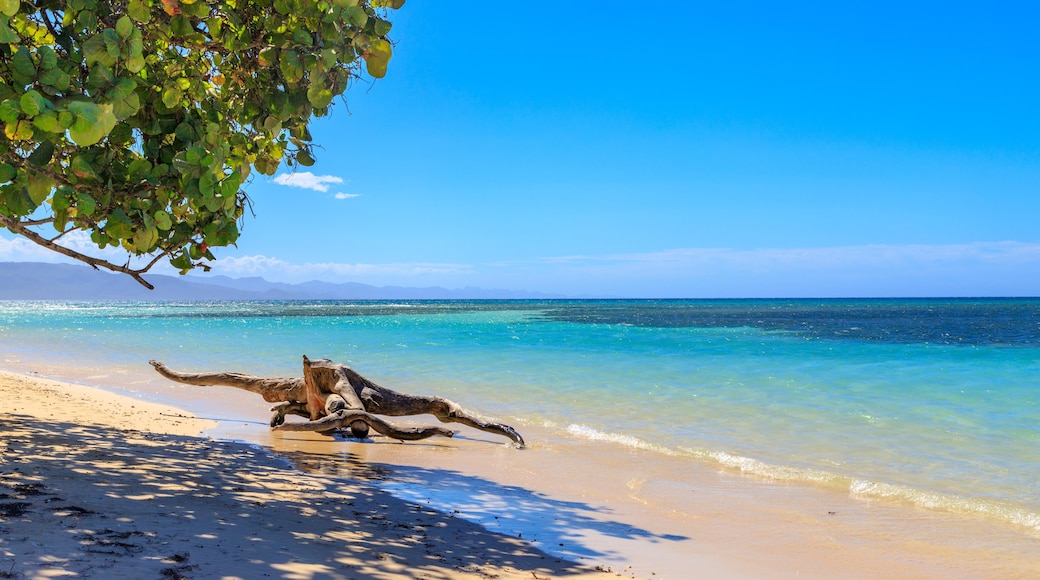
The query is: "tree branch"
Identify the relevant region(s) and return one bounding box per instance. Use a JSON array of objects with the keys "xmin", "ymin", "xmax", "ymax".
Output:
[{"xmin": 0, "ymin": 215, "xmax": 156, "ymax": 289}]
